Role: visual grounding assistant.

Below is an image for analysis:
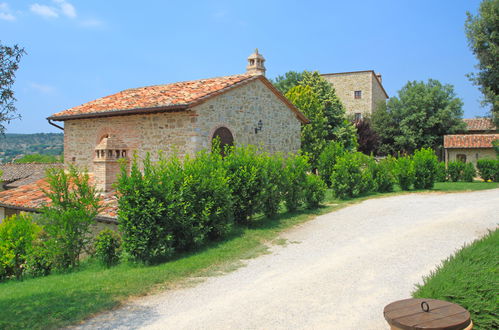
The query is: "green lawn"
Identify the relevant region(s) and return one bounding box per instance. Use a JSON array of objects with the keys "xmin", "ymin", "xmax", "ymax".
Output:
[
  {"xmin": 413, "ymin": 229, "xmax": 499, "ymax": 329},
  {"xmin": 1, "ymin": 181, "xmax": 497, "ymax": 329}
]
